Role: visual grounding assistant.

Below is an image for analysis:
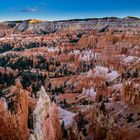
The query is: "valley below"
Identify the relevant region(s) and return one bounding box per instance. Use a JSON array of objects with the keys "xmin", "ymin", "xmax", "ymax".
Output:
[{"xmin": 0, "ymin": 17, "xmax": 140, "ymax": 140}]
